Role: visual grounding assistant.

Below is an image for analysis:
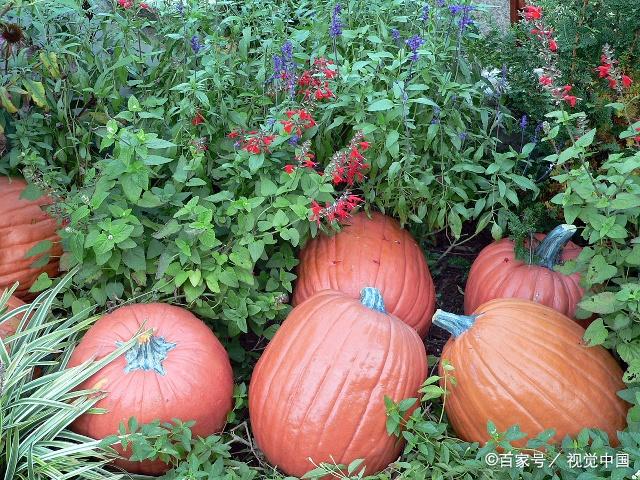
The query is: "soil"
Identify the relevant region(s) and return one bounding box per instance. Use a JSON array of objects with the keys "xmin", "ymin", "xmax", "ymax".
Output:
[{"xmin": 424, "ymin": 225, "xmax": 494, "ymax": 358}]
